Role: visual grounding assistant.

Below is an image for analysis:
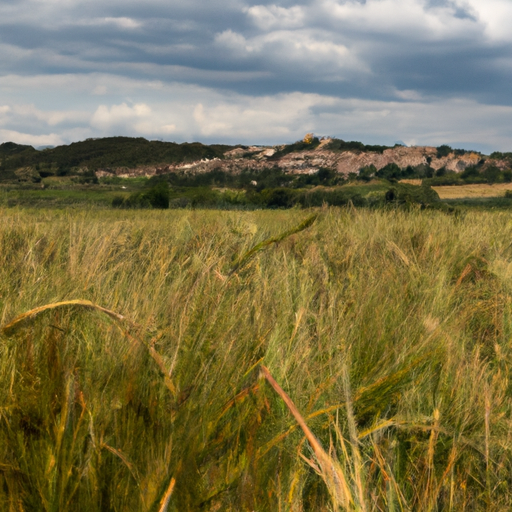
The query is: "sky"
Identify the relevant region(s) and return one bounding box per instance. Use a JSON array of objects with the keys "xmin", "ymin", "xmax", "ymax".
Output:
[{"xmin": 1, "ymin": 0, "xmax": 512, "ymax": 152}]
